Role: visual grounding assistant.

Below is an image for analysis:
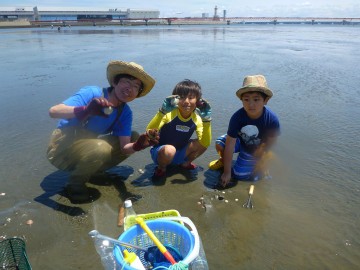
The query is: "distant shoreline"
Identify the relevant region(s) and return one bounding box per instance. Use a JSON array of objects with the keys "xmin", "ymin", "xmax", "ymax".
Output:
[
  {"xmin": 0, "ymin": 20, "xmax": 32, "ymax": 28},
  {"xmin": 1, "ymin": 19, "xmax": 359, "ymax": 29},
  {"xmin": 0, "ymin": 20, "xmax": 228, "ymax": 29}
]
